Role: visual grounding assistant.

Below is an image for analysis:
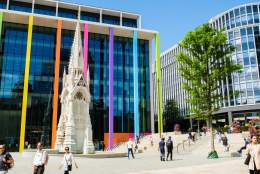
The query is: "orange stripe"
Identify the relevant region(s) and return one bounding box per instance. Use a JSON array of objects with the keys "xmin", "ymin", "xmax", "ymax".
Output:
[{"xmin": 51, "ymin": 20, "xmax": 62, "ymax": 149}]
